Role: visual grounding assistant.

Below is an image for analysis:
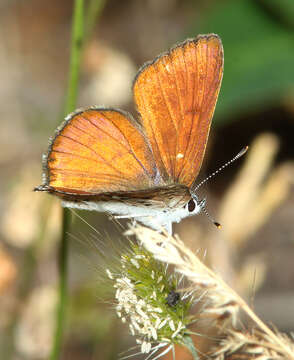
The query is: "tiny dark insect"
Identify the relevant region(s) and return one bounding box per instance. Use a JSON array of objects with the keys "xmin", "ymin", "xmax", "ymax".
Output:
[{"xmin": 166, "ymin": 290, "xmax": 180, "ymax": 307}]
